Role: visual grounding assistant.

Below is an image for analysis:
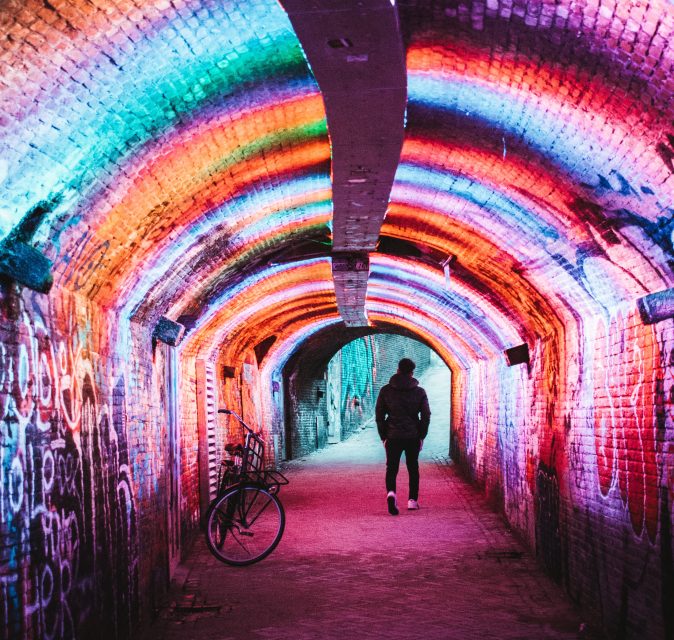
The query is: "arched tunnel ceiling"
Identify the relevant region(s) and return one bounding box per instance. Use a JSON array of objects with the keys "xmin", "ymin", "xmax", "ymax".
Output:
[
  {"xmin": 2, "ymin": 0, "xmax": 674, "ymax": 371},
  {"xmin": 180, "ymin": 255, "xmax": 524, "ymax": 371}
]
